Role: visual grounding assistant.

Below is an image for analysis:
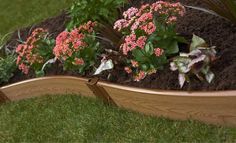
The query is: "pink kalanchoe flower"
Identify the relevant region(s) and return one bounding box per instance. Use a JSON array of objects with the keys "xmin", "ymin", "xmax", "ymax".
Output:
[
  {"xmin": 140, "ymin": 22, "xmax": 156, "ymax": 35},
  {"xmin": 19, "ymin": 63, "xmax": 29, "ymax": 75},
  {"xmin": 55, "ymin": 31, "xmax": 69, "ymax": 45},
  {"xmin": 16, "ymin": 28, "xmax": 48, "ymax": 74},
  {"xmin": 138, "ymin": 12, "xmax": 153, "ymax": 23},
  {"xmin": 131, "ymin": 12, "xmax": 153, "ymax": 32},
  {"xmin": 78, "ymin": 21, "xmax": 96, "ymax": 32},
  {"xmin": 131, "ymin": 60, "xmax": 139, "ymax": 67},
  {"xmin": 167, "ymin": 16, "xmax": 177, "ymax": 24},
  {"xmin": 131, "ymin": 20, "xmax": 140, "ymax": 31},
  {"xmin": 151, "ymin": 1, "xmax": 163, "ymax": 12},
  {"xmin": 136, "ymin": 4, "xmax": 151, "ymax": 16},
  {"xmin": 120, "ymin": 43, "xmax": 129, "ymax": 55},
  {"xmin": 154, "ymin": 48, "xmax": 164, "ymax": 57},
  {"xmin": 16, "ymin": 44, "xmax": 24, "ymax": 53},
  {"xmin": 121, "ymin": 34, "xmax": 137, "ymax": 55},
  {"xmin": 124, "ymin": 67, "xmax": 132, "ymax": 74},
  {"xmin": 114, "ymin": 19, "xmax": 129, "ymax": 31},
  {"xmin": 16, "ymin": 56, "xmax": 21, "ymax": 65},
  {"xmin": 136, "ymin": 36, "xmax": 147, "ymax": 49},
  {"xmin": 123, "ymin": 7, "xmax": 139, "ymax": 19},
  {"xmin": 134, "ymin": 71, "xmax": 146, "ymax": 81},
  {"xmin": 73, "ymin": 58, "xmax": 84, "ymax": 65},
  {"xmin": 54, "ymin": 21, "xmax": 96, "ymax": 62},
  {"xmin": 125, "ymin": 33, "xmax": 136, "ymax": 42}
]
